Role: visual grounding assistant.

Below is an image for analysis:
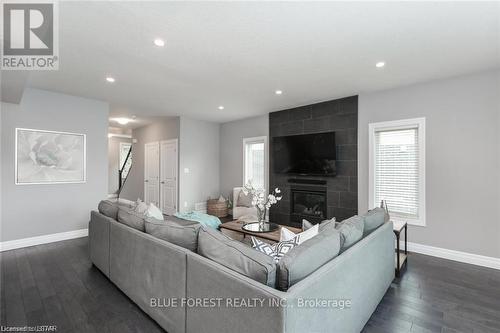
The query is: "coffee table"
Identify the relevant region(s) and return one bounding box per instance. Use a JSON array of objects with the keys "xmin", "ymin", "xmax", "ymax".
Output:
[{"xmin": 219, "ymin": 220, "xmax": 302, "ymax": 243}]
